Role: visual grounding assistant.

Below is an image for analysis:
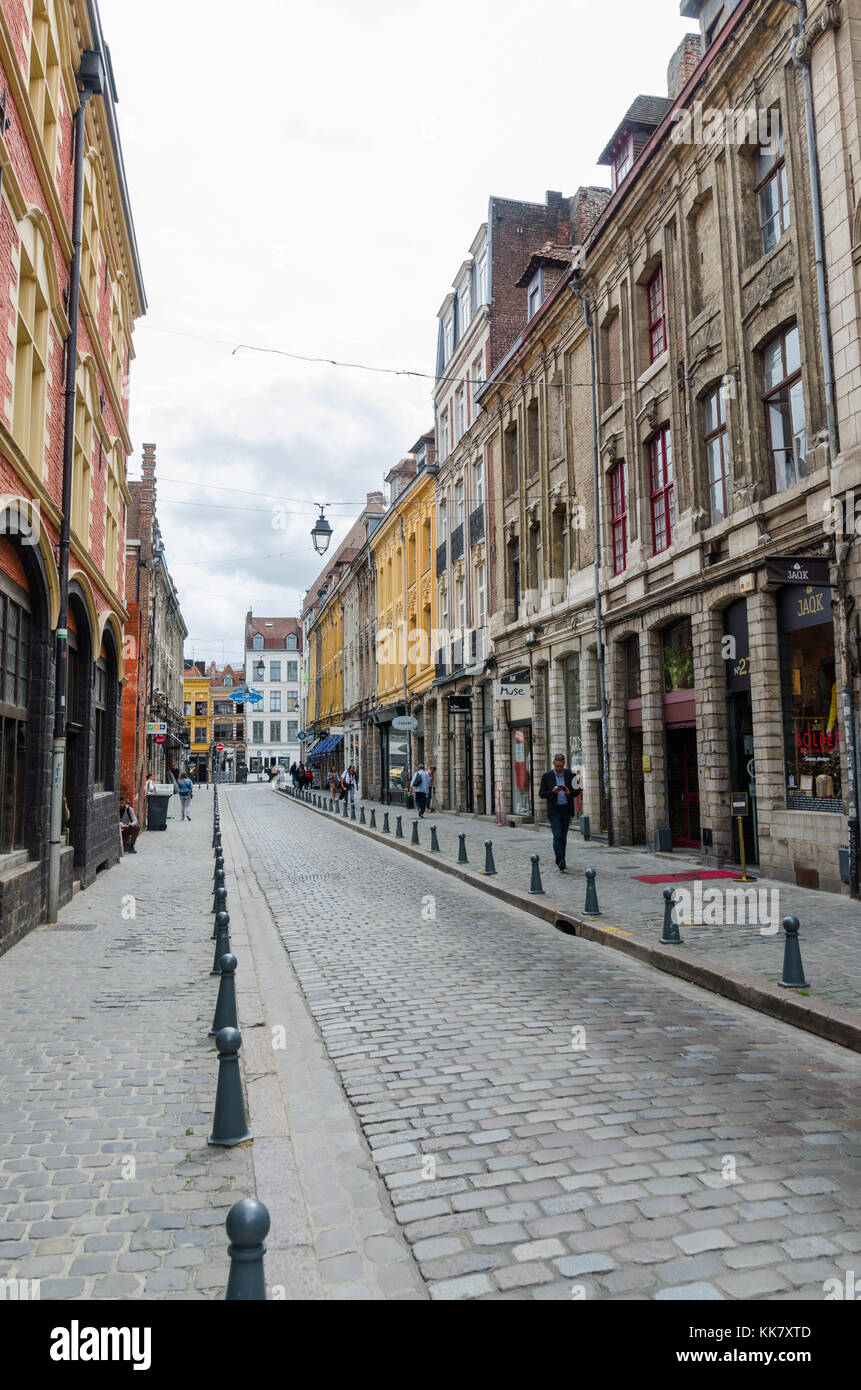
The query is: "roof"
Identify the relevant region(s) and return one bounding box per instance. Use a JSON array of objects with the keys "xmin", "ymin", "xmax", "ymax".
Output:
[
  {"xmin": 515, "ymin": 243, "xmax": 577, "ymax": 288},
  {"xmin": 598, "ymin": 95, "xmax": 674, "ymax": 164},
  {"xmin": 244, "ymin": 615, "xmax": 302, "ymax": 651}
]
